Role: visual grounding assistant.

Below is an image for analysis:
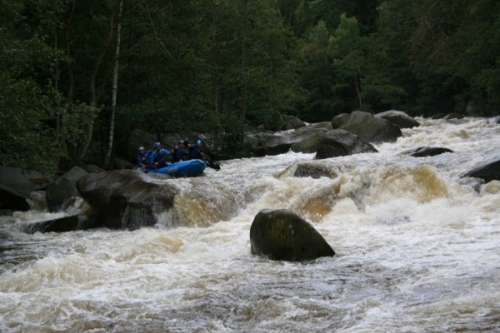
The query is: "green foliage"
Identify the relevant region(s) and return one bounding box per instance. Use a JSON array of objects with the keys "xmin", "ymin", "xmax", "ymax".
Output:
[
  {"xmin": 0, "ymin": 74, "xmax": 59, "ymax": 175},
  {"xmin": 214, "ymin": 109, "xmax": 253, "ymax": 160},
  {"xmin": 2, "ymin": 0, "xmax": 500, "ymax": 176}
]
